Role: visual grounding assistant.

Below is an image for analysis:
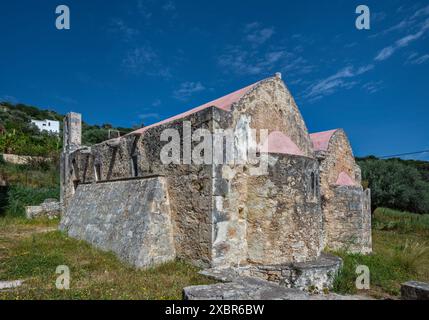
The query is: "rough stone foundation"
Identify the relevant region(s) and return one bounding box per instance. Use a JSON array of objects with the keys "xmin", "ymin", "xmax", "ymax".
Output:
[{"xmin": 60, "ymin": 177, "xmax": 176, "ymax": 268}]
